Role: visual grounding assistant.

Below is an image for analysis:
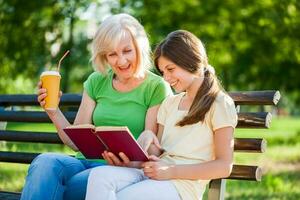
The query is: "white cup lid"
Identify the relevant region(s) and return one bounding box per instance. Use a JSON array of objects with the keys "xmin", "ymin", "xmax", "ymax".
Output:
[{"xmin": 40, "ymin": 71, "xmax": 61, "ymax": 77}]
